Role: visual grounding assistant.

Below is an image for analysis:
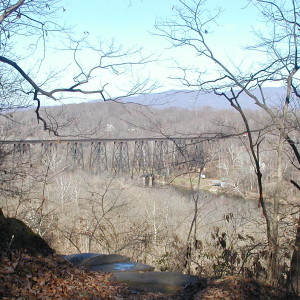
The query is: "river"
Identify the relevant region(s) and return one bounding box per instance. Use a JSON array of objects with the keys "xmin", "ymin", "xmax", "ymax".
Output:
[{"xmin": 151, "ymin": 184, "xmax": 265, "ymax": 240}]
